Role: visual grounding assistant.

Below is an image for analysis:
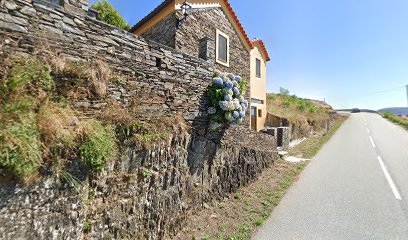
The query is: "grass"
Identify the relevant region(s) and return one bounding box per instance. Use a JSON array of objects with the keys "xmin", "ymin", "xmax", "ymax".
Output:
[
  {"xmin": 0, "ymin": 57, "xmax": 54, "ymax": 180},
  {"xmin": 86, "ymin": 60, "xmax": 112, "ymax": 98},
  {"xmin": 79, "ymin": 120, "xmax": 116, "ymax": 172},
  {"xmin": 177, "ymin": 116, "xmax": 347, "ymax": 240},
  {"xmin": 383, "ymin": 112, "xmax": 408, "ymax": 129},
  {"xmin": 0, "ymin": 55, "xmax": 119, "ymax": 181},
  {"xmin": 266, "ymin": 93, "xmax": 329, "ymax": 120},
  {"xmin": 0, "ymin": 113, "xmax": 42, "ymax": 179},
  {"xmin": 289, "ymin": 117, "xmax": 347, "ymax": 159},
  {"xmin": 266, "ymin": 93, "xmax": 332, "ymax": 137},
  {"xmin": 83, "ymin": 220, "xmax": 92, "ymax": 232}
]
